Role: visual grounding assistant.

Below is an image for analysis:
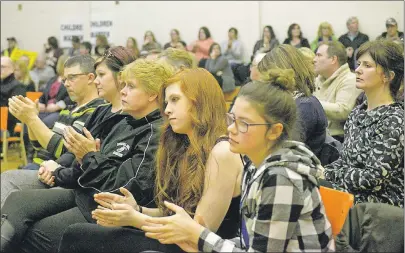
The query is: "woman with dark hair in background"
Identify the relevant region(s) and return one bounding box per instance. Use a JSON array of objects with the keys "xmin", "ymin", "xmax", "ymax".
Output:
[
  {"xmin": 221, "ymin": 27, "xmax": 244, "ymax": 85},
  {"xmin": 252, "ymin": 25, "xmax": 279, "ymax": 59},
  {"xmin": 204, "ymin": 43, "xmax": 235, "ymax": 92},
  {"xmin": 188, "ymin": 26, "xmax": 214, "ymax": 62},
  {"xmin": 37, "ymin": 54, "xmax": 72, "ymax": 129},
  {"xmin": 164, "ymin": 29, "xmax": 187, "ymax": 50},
  {"xmin": 79, "ymin": 42, "xmax": 92, "ymax": 56},
  {"xmin": 141, "ymin": 30, "xmax": 162, "ymax": 56},
  {"xmin": 283, "ymin": 23, "xmax": 310, "ymax": 49},
  {"xmin": 94, "ymin": 34, "xmax": 110, "ymax": 57},
  {"xmin": 126, "ymin": 37, "xmax": 140, "ymax": 58},
  {"xmin": 325, "ymin": 40, "xmax": 404, "ymax": 208},
  {"xmin": 220, "ymin": 27, "xmax": 244, "ymax": 66},
  {"xmin": 44, "ymin": 36, "xmax": 64, "ymax": 72}
]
